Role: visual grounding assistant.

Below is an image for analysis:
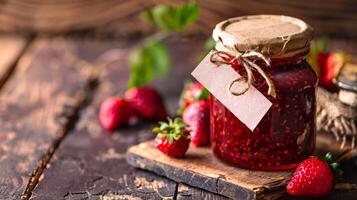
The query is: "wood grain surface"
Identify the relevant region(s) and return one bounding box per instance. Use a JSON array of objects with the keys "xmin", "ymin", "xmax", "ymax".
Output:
[
  {"xmin": 0, "ymin": 0, "xmax": 153, "ymax": 33},
  {"xmin": 0, "ymin": 38, "xmax": 93, "ymax": 199},
  {"xmin": 0, "ymin": 34, "xmax": 356, "ymax": 199},
  {"xmin": 127, "ymin": 141, "xmax": 292, "ymax": 200},
  {"xmin": 30, "ymin": 37, "xmax": 209, "ymax": 199},
  {"xmin": 177, "ymin": 184, "xmax": 229, "ymax": 200},
  {"xmin": 0, "ymin": 35, "xmax": 28, "ymax": 89},
  {"xmin": 1, "ymin": 0, "xmax": 357, "ymax": 39}
]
